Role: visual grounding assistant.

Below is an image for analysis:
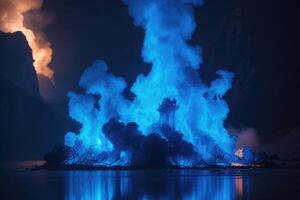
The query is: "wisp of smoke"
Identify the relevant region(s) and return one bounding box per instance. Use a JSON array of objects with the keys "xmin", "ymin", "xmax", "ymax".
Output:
[
  {"xmin": 230, "ymin": 127, "xmax": 259, "ymax": 151},
  {"xmin": 0, "ymin": 0, "xmax": 54, "ymax": 79},
  {"xmin": 64, "ymin": 0, "xmax": 238, "ymax": 166}
]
